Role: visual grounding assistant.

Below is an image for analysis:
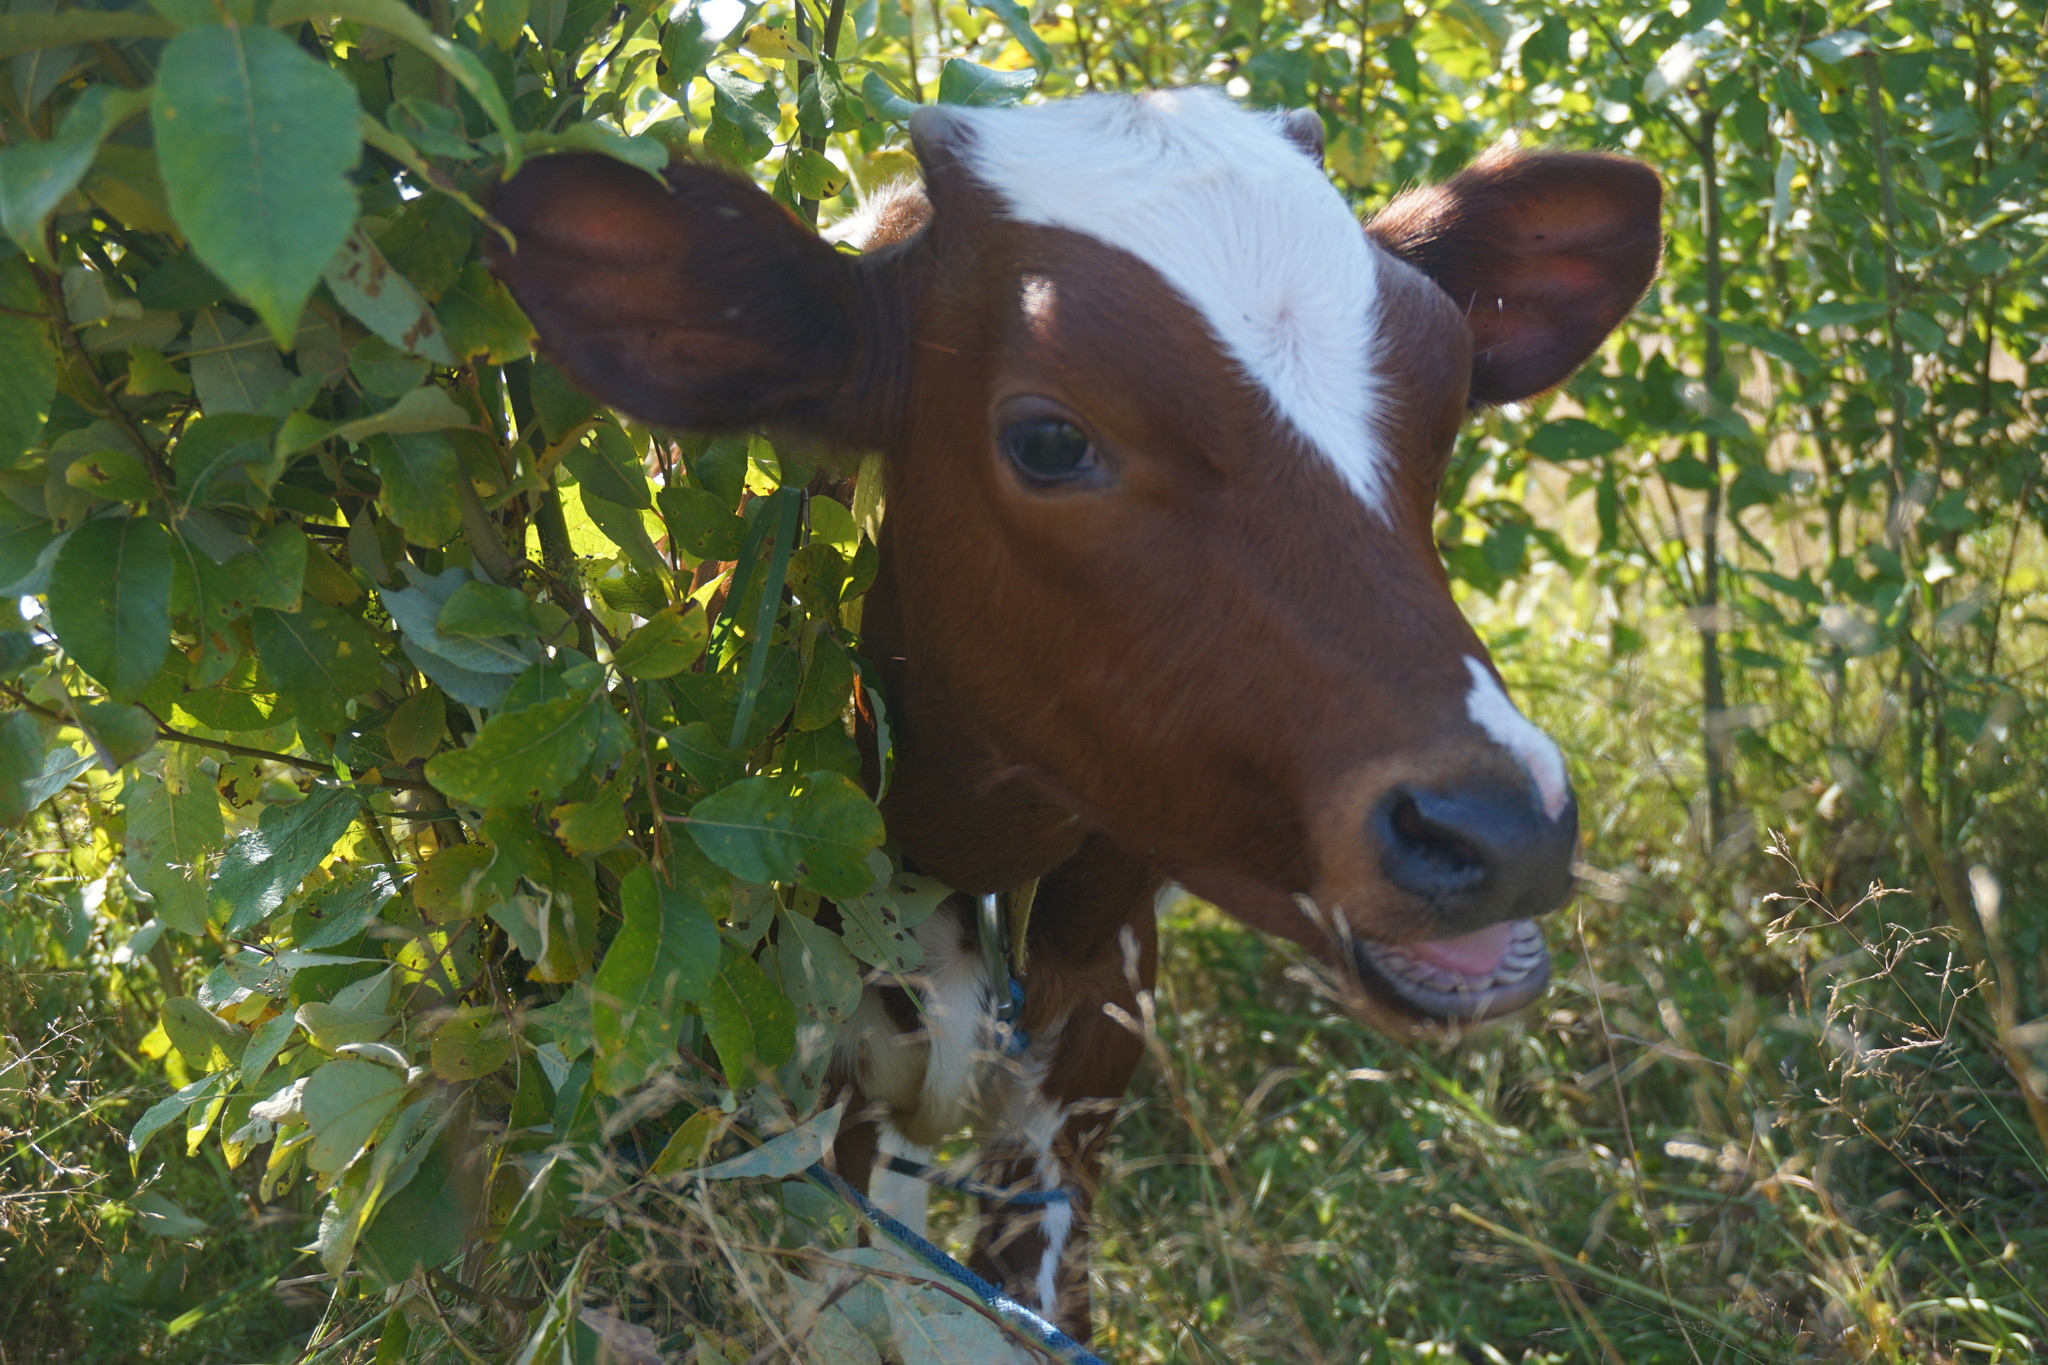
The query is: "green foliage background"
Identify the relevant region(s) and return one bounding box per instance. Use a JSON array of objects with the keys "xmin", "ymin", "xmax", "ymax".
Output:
[{"xmin": 0, "ymin": 0, "xmax": 2042, "ymax": 1359}]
